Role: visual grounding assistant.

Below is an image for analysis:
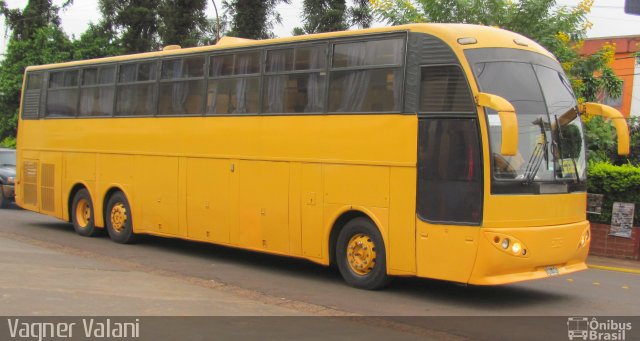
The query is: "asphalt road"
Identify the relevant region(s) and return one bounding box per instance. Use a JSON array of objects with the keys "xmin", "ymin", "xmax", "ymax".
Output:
[{"xmin": 1, "ymin": 205, "xmax": 639, "ymax": 340}]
